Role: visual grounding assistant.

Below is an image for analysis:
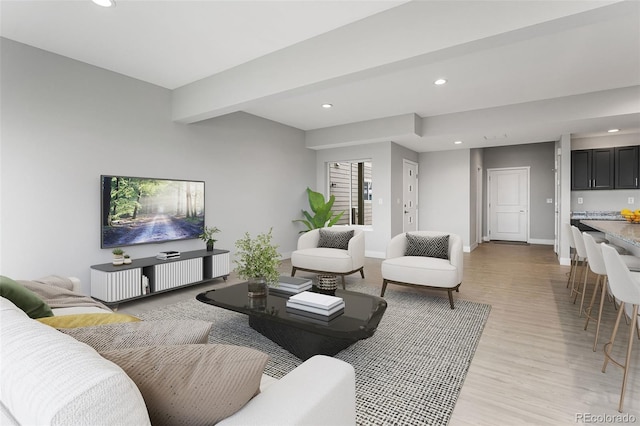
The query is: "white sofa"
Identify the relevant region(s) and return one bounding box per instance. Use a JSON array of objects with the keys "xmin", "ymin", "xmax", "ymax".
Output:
[
  {"xmin": 291, "ymin": 227, "xmax": 365, "ymax": 288},
  {"xmin": 1, "ymin": 279, "xmax": 356, "ymax": 425}
]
